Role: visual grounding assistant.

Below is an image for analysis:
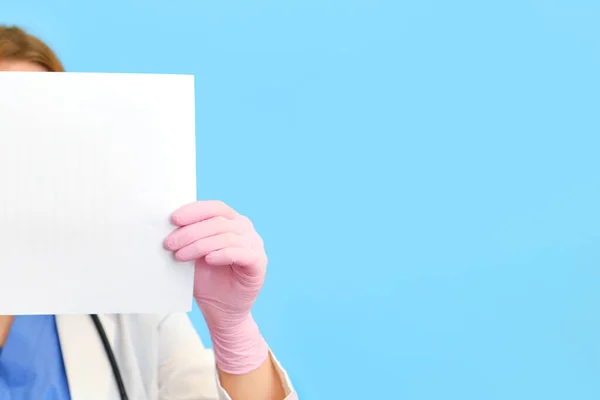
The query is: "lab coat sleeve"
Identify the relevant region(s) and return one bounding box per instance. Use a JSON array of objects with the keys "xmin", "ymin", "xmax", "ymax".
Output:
[{"xmin": 157, "ymin": 313, "xmax": 297, "ymax": 400}]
